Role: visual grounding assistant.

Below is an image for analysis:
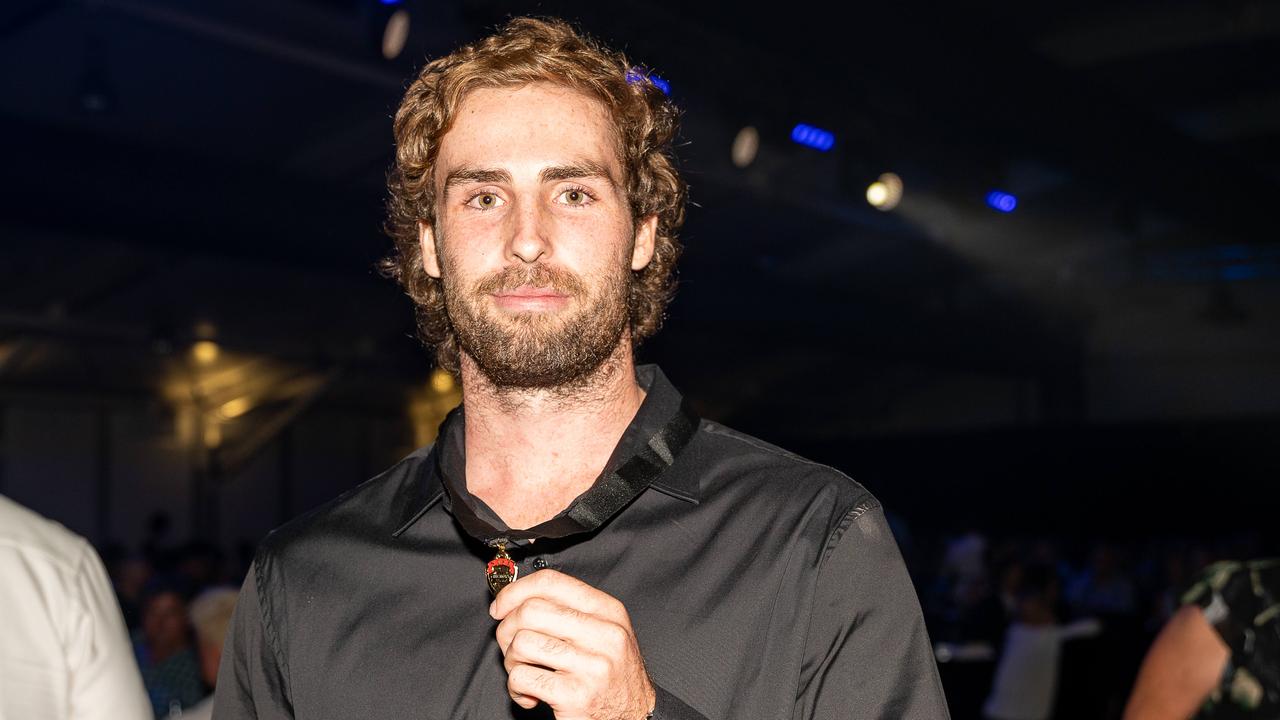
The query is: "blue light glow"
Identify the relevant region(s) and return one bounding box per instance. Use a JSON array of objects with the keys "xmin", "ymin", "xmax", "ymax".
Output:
[
  {"xmin": 790, "ymin": 124, "xmax": 835, "ymax": 152},
  {"xmin": 625, "ymin": 69, "xmax": 670, "ymax": 95},
  {"xmin": 986, "ymin": 190, "xmax": 1018, "ymax": 213},
  {"xmin": 1222, "ymin": 265, "xmax": 1258, "ymax": 282},
  {"xmin": 379, "ymin": 0, "xmax": 402, "ymax": 4}
]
